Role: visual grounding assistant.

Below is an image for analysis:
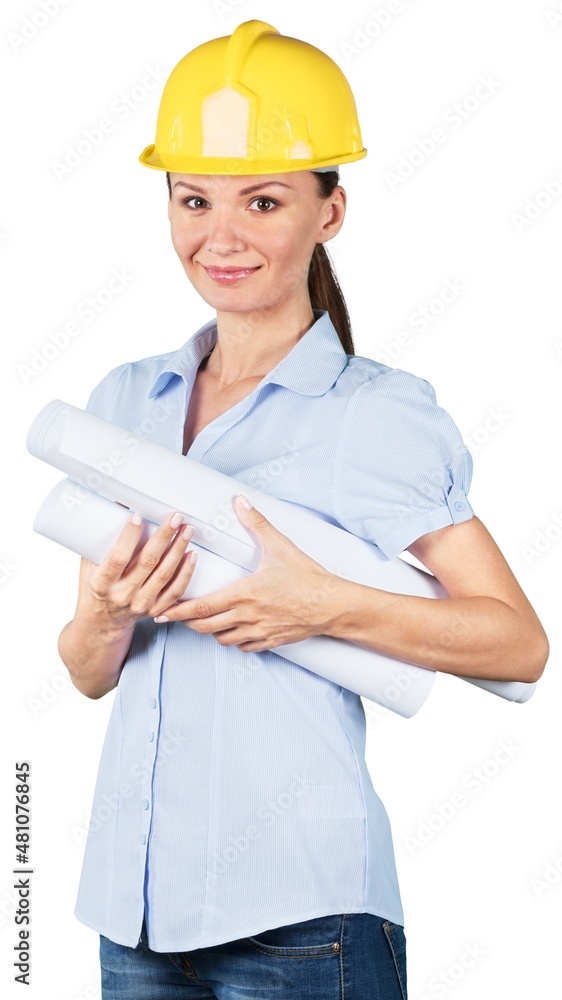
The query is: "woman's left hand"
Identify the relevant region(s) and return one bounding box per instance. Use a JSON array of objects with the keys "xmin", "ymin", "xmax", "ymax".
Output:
[{"xmin": 153, "ymin": 494, "xmax": 341, "ymax": 651}]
